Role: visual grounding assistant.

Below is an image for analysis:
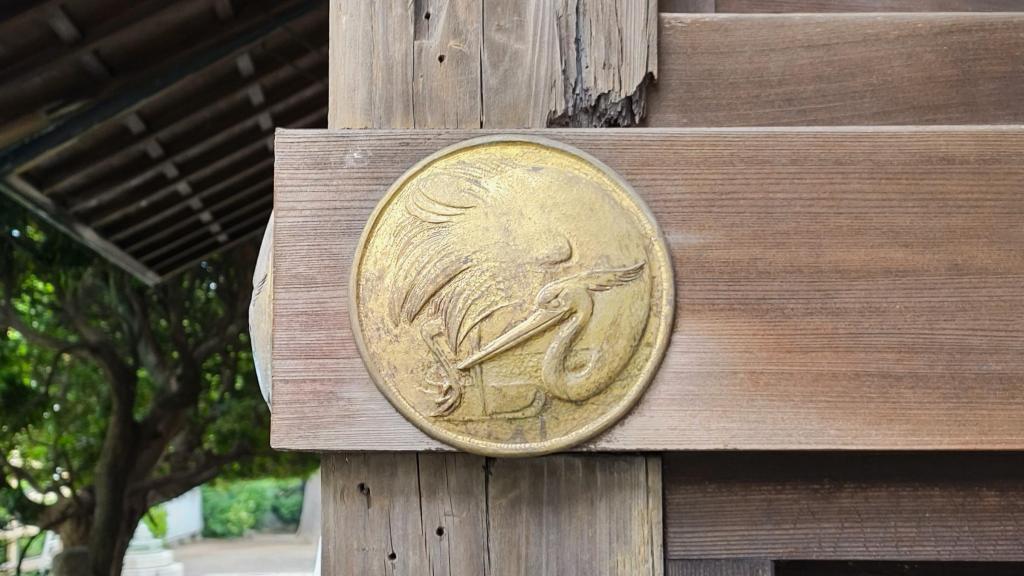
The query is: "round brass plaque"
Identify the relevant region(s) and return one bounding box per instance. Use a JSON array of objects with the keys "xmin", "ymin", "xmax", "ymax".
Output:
[{"xmin": 351, "ymin": 135, "xmax": 673, "ymax": 456}]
